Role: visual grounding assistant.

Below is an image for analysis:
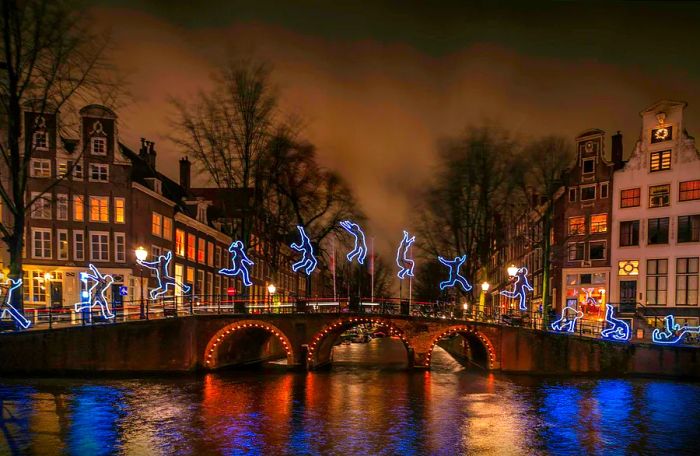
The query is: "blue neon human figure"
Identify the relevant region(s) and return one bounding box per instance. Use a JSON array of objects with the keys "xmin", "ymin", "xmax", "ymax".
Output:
[
  {"xmin": 219, "ymin": 240, "xmax": 254, "ymax": 286},
  {"xmin": 137, "ymin": 250, "xmax": 191, "ymax": 299},
  {"xmin": 550, "ymin": 305, "xmax": 584, "ymax": 333},
  {"xmin": 74, "ymin": 264, "xmax": 115, "ymax": 319},
  {"xmin": 652, "ymin": 315, "xmax": 700, "ymax": 344},
  {"xmin": 0, "ymin": 279, "xmax": 31, "ymax": 329},
  {"xmin": 438, "ymin": 255, "xmax": 472, "ymax": 292},
  {"xmin": 499, "ymin": 267, "xmax": 533, "ymax": 311},
  {"xmin": 600, "ymin": 304, "xmax": 631, "ymax": 341},
  {"xmin": 340, "ymin": 220, "xmax": 367, "ymax": 265},
  {"xmin": 291, "ymin": 226, "xmax": 317, "ymax": 275},
  {"xmin": 396, "ymin": 230, "xmax": 416, "ymax": 279}
]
